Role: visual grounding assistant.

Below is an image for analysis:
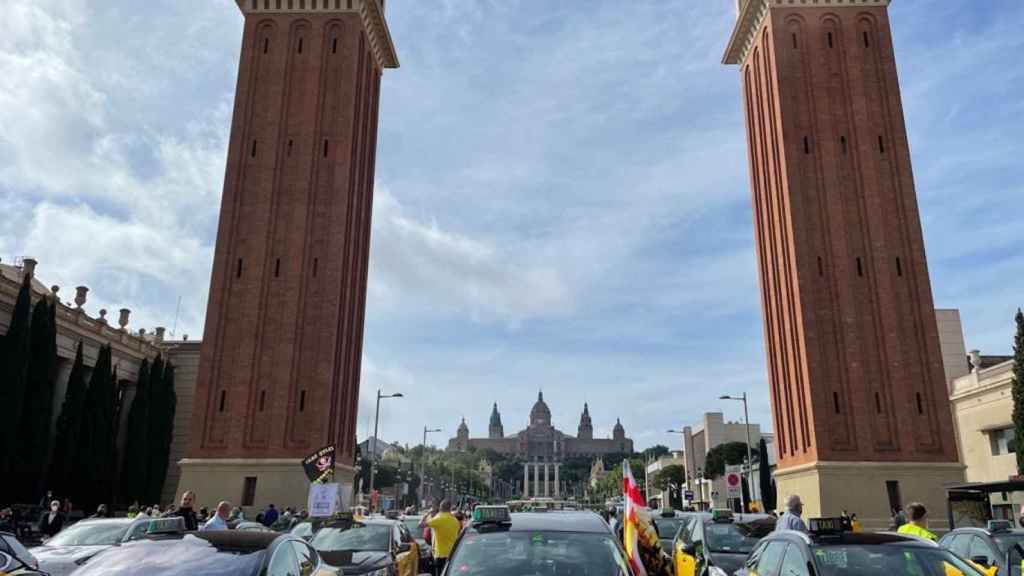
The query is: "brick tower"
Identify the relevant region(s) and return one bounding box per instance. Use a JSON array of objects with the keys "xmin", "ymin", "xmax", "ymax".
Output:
[
  {"xmin": 178, "ymin": 0, "xmax": 397, "ymax": 510},
  {"xmin": 723, "ymin": 0, "xmax": 962, "ymax": 527}
]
